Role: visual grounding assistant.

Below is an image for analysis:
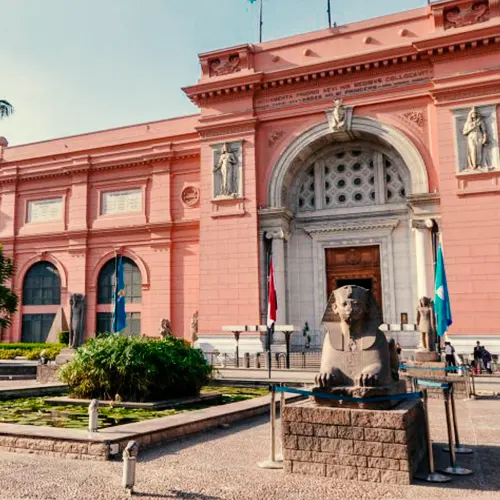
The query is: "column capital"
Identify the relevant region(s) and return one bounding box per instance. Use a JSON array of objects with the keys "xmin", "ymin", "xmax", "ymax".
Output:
[
  {"xmin": 265, "ymin": 229, "xmax": 290, "ymax": 241},
  {"xmin": 411, "ymin": 219, "xmax": 434, "ymax": 231}
]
